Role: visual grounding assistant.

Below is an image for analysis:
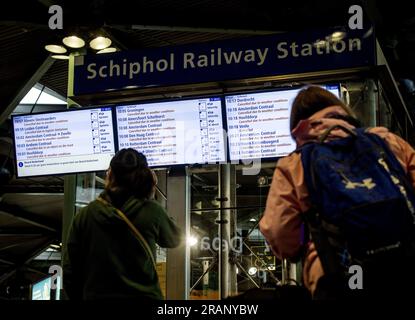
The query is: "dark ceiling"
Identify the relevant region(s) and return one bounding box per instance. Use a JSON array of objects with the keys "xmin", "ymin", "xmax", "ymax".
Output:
[
  {"xmin": 1, "ymin": 0, "xmax": 415, "ymax": 100},
  {"xmin": 0, "ymin": 0, "xmax": 415, "ymax": 299}
]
